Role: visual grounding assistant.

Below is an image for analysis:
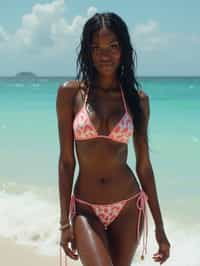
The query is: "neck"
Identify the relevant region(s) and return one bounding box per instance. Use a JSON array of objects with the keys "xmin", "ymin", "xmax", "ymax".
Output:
[{"xmin": 95, "ymin": 76, "xmax": 120, "ymax": 91}]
